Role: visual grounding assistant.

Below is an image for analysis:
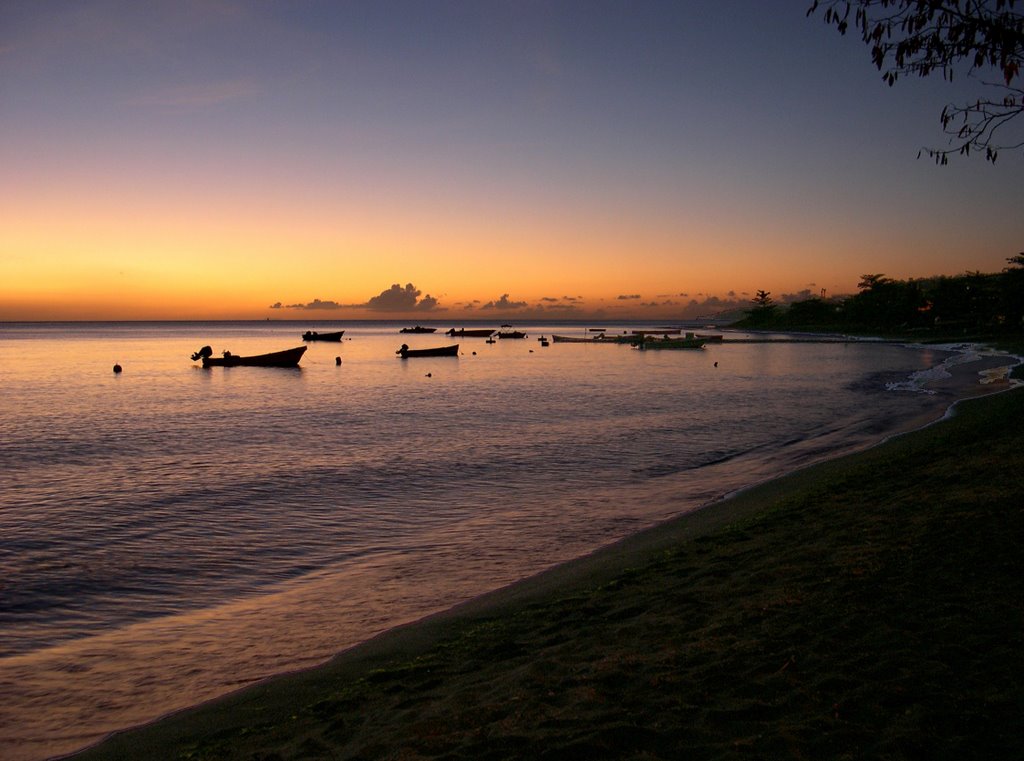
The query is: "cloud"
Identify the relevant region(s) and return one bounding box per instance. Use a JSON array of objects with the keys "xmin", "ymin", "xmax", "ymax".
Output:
[
  {"xmin": 540, "ymin": 296, "xmax": 559, "ymax": 303},
  {"xmin": 269, "ymin": 302, "xmax": 282, "ymax": 309},
  {"xmin": 417, "ymin": 294, "xmax": 440, "ymax": 311},
  {"xmin": 357, "ymin": 283, "xmax": 443, "ymax": 312},
  {"xmin": 617, "ymin": 294, "xmax": 641, "ymax": 300},
  {"xmin": 780, "ymin": 289, "xmax": 815, "ymax": 303},
  {"xmin": 365, "ymin": 283, "xmax": 421, "ymax": 311},
  {"xmin": 285, "ymin": 298, "xmax": 344, "ymax": 310},
  {"xmin": 480, "ymin": 293, "xmax": 528, "ymax": 310}
]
